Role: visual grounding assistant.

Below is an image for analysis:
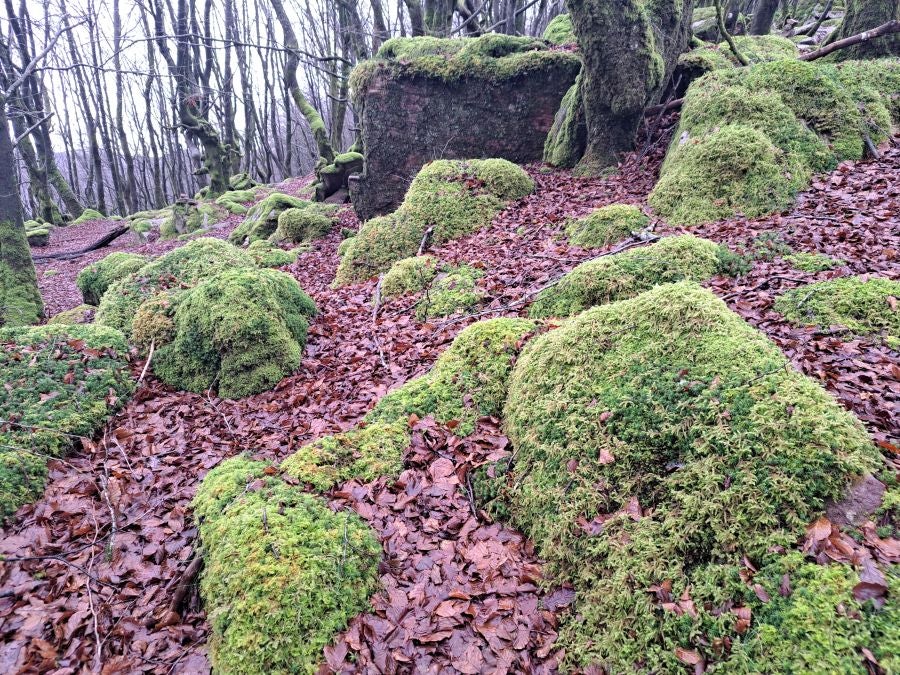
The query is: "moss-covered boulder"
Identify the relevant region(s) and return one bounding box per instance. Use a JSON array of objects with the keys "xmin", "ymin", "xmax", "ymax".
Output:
[
  {"xmin": 566, "ymin": 204, "xmax": 649, "ymax": 248},
  {"xmin": 72, "ymin": 208, "xmax": 104, "ymax": 225},
  {"xmin": 416, "ymin": 265, "xmax": 484, "ymax": 320},
  {"xmin": 246, "ymin": 240, "xmax": 299, "ymax": 268},
  {"xmin": 381, "ymin": 255, "xmax": 439, "ymax": 298},
  {"xmin": 336, "ymin": 159, "xmax": 533, "ymax": 285},
  {"xmin": 47, "ymin": 304, "xmax": 95, "ymax": 325},
  {"xmin": 214, "ymin": 190, "xmax": 256, "ymax": 215},
  {"xmin": 677, "ymin": 35, "xmax": 799, "ymax": 85},
  {"xmin": 651, "ymin": 58, "xmax": 900, "ymax": 225},
  {"xmin": 193, "ymin": 457, "xmax": 381, "ymax": 674},
  {"xmin": 367, "ymin": 317, "xmax": 536, "ymax": 436},
  {"xmin": 153, "ymin": 268, "xmax": 316, "ymax": 399},
  {"xmin": 96, "ymin": 238, "xmax": 254, "ymax": 339},
  {"xmin": 0, "ymin": 324, "xmax": 133, "ymax": 516},
  {"xmin": 530, "ymin": 234, "xmax": 720, "ymax": 318},
  {"xmin": 495, "ymin": 281, "xmax": 879, "ymax": 671},
  {"xmin": 281, "ymin": 421, "xmax": 408, "ymax": 491},
  {"xmin": 228, "ymin": 172, "xmax": 256, "ymax": 191},
  {"xmin": 775, "ymin": 276, "xmax": 900, "ymax": 346},
  {"xmin": 160, "ymin": 203, "xmax": 224, "ymax": 240},
  {"xmin": 76, "ymin": 252, "xmax": 148, "ymax": 305},
  {"xmin": 25, "ymin": 227, "xmax": 49, "ymax": 247},
  {"xmin": 543, "ymin": 13, "xmax": 577, "ymax": 45},
  {"xmin": 229, "ymin": 193, "xmax": 310, "ymax": 245},
  {"xmin": 272, "ymin": 207, "xmax": 334, "ymax": 244}
]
